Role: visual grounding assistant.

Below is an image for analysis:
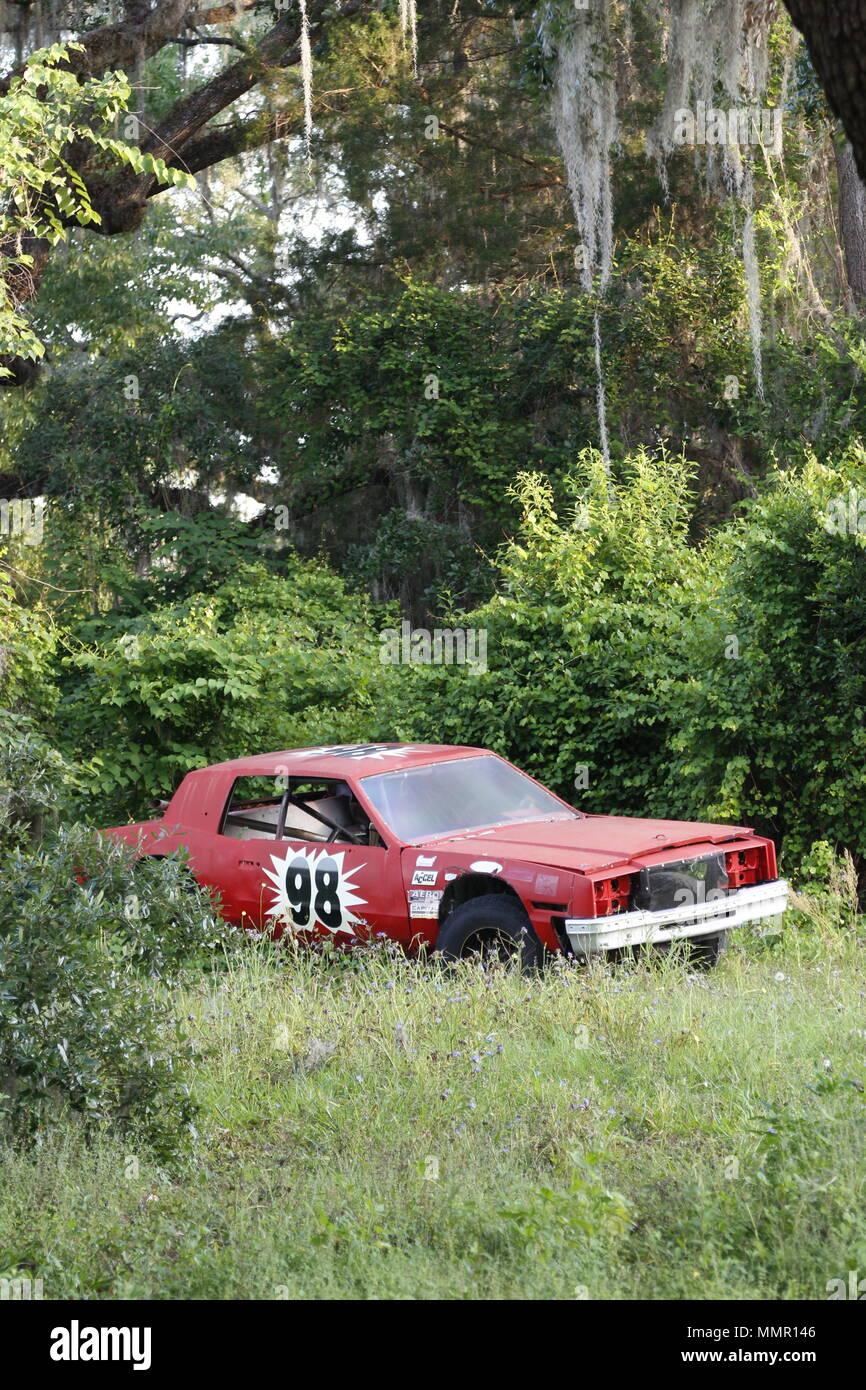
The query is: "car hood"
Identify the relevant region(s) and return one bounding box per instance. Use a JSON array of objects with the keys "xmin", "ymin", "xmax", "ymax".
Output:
[{"xmin": 417, "ymin": 814, "xmax": 755, "ymax": 874}]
